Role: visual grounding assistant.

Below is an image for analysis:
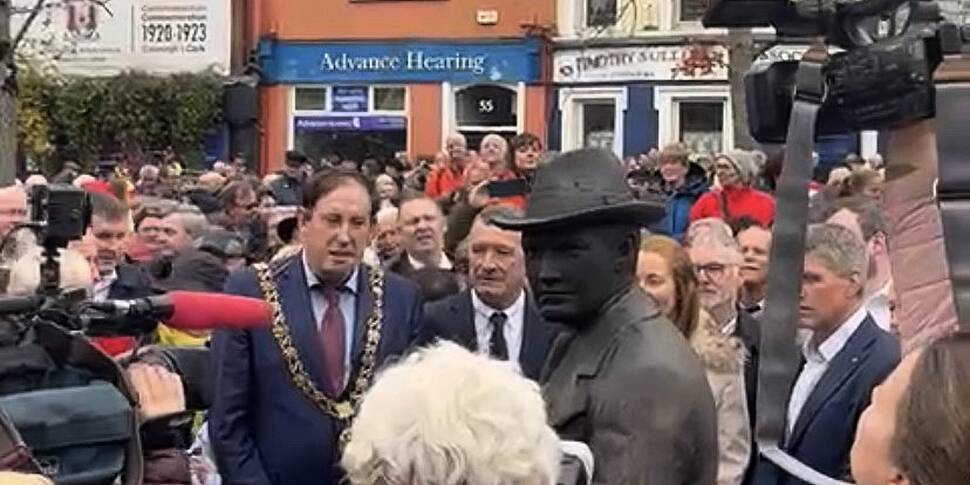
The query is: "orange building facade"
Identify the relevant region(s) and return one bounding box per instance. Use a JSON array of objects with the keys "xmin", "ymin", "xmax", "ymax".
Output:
[{"xmin": 249, "ymin": 0, "xmax": 555, "ymax": 173}]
